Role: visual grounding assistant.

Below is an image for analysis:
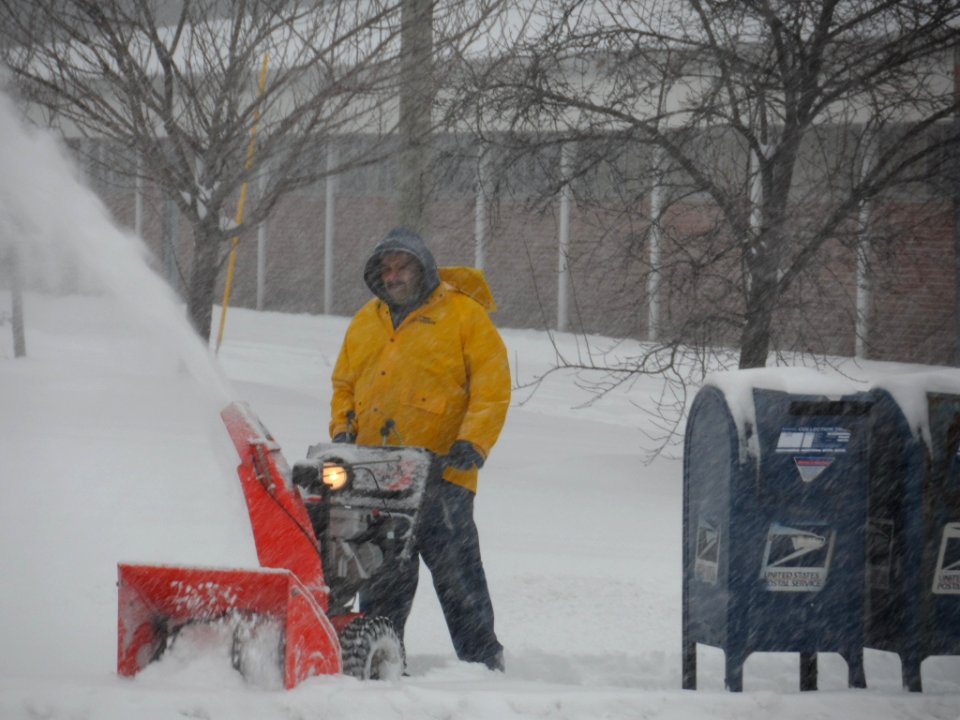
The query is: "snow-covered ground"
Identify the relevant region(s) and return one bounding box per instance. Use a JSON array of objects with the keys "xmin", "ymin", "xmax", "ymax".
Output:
[
  {"xmin": 4, "ymin": 294, "xmax": 960, "ymax": 720},
  {"xmin": 2, "ymin": 88, "xmax": 960, "ymax": 719}
]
